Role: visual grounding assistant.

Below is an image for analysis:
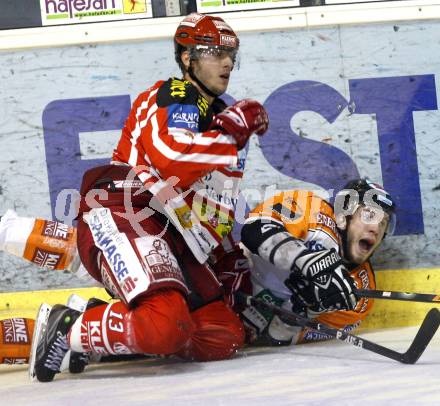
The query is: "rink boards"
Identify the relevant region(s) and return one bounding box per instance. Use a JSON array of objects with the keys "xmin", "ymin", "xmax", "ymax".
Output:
[
  {"xmin": 1, "ymin": 2, "xmax": 440, "ymax": 329},
  {"xmin": 1, "ymin": 268, "xmax": 439, "ymax": 329}
]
